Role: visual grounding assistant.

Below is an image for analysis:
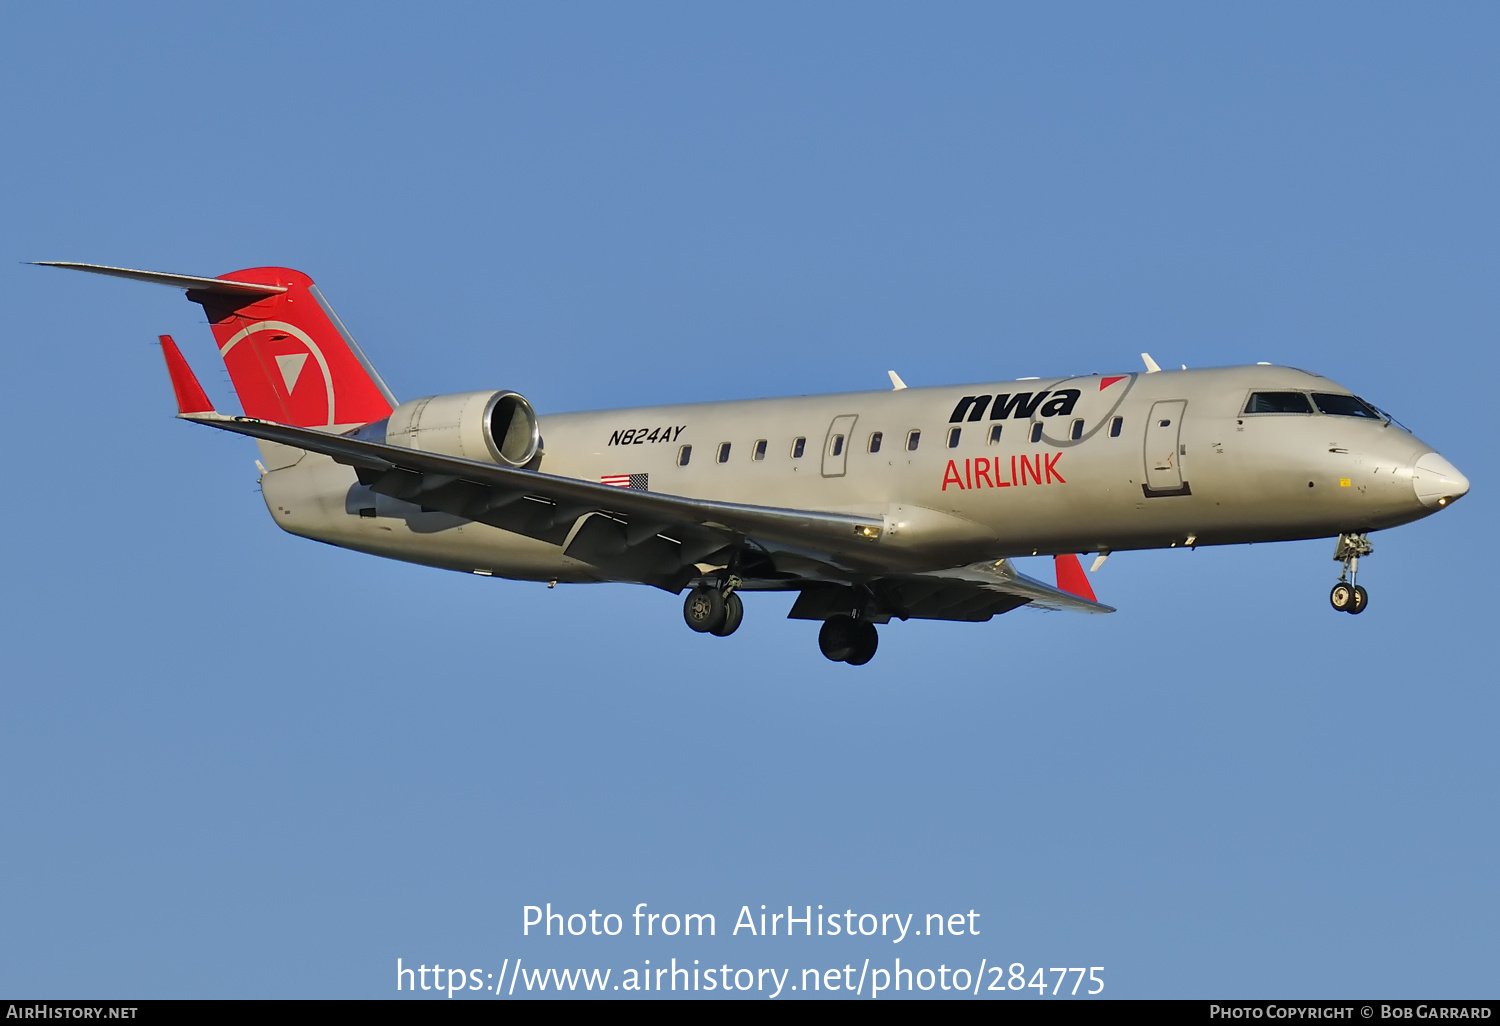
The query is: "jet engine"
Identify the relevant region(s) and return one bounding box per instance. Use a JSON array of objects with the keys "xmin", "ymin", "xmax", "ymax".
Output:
[{"xmin": 382, "ymin": 390, "xmax": 541, "ymax": 468}]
